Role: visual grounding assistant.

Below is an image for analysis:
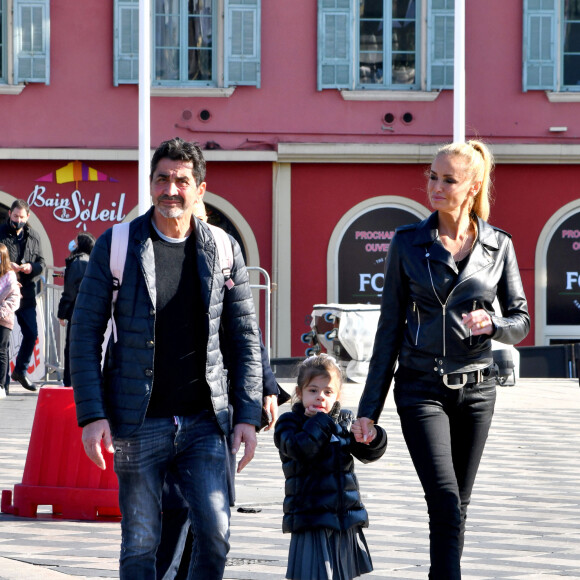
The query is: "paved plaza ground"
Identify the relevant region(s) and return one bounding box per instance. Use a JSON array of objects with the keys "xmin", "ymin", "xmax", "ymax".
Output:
[{"xmin": 1, "ymin": 377, "xmax": 580, "ymax": 579}]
